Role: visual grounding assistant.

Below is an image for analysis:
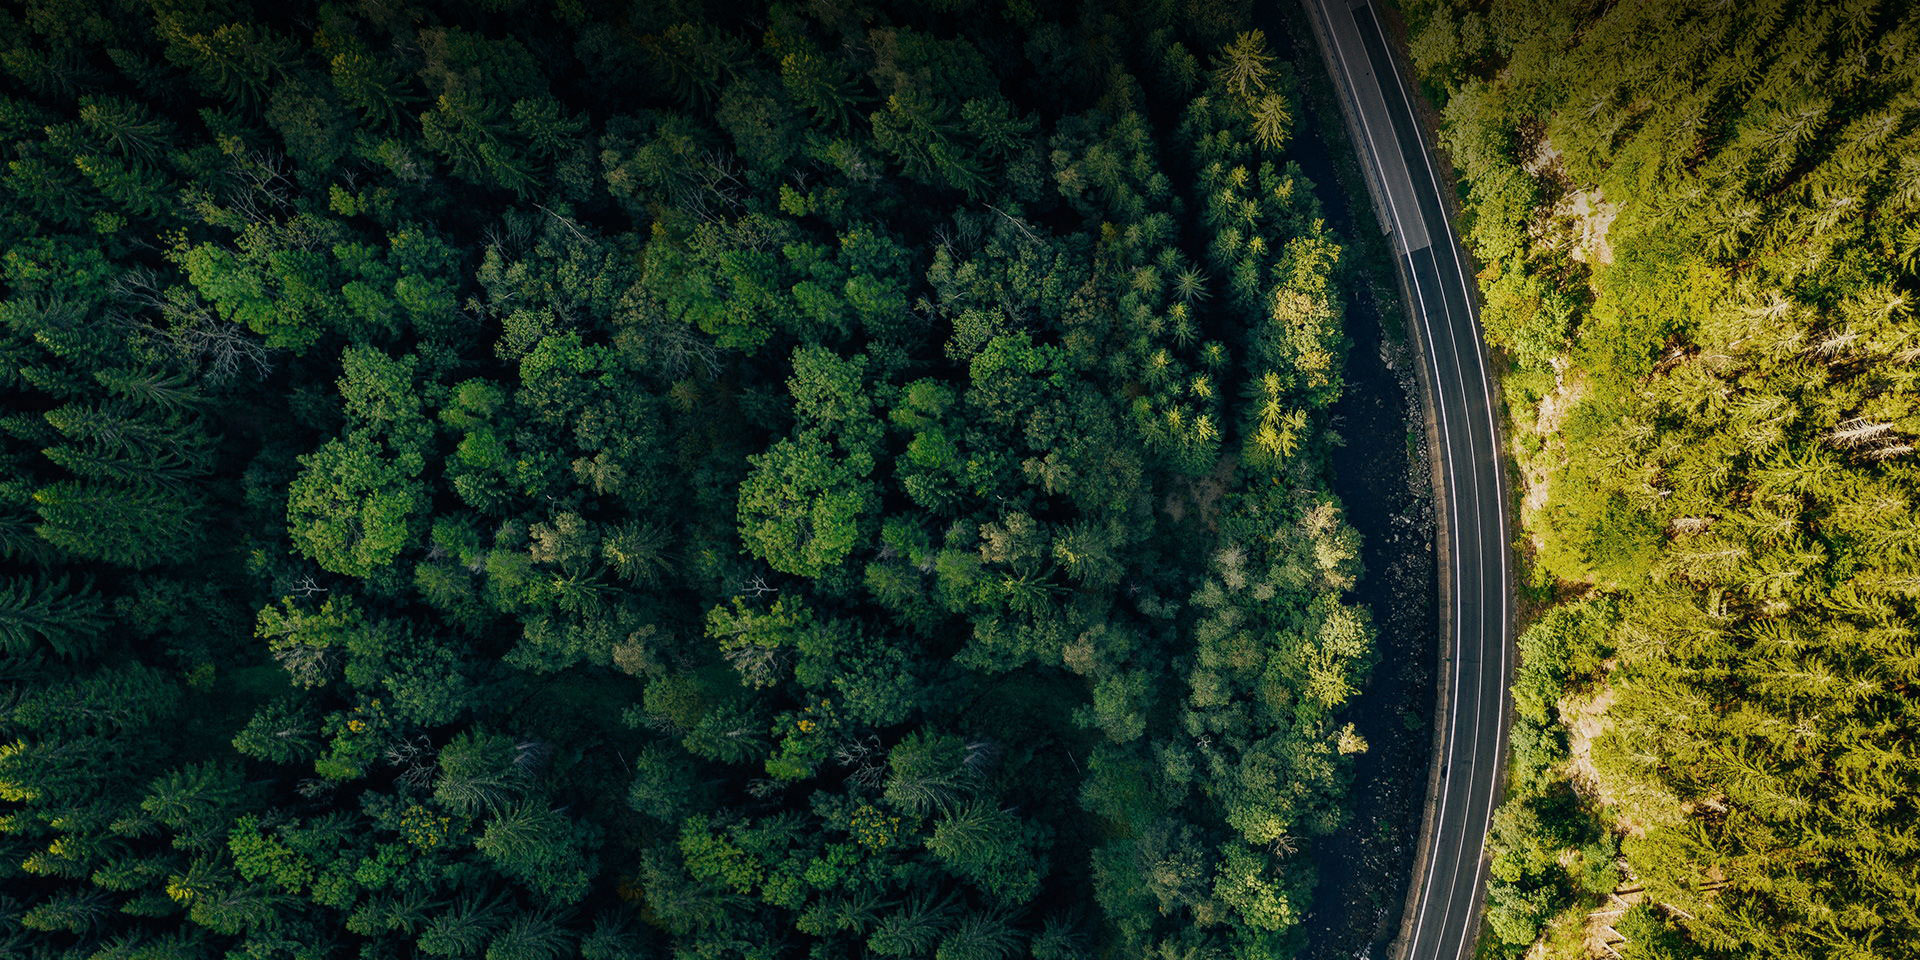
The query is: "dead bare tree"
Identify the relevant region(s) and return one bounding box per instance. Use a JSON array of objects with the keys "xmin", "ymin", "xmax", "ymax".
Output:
[
  {"xmin": 1827, "ymin": 417, "xmax": 1894, "ymax": 448},
  {"xmin": 722, "ymin": 641, "xmax": 789, "ymax": 688},
  {"xmin": 836, "ymin": 735, "xmax": 888, "ymax": 790},
  {"xmin": 109, "ymin": 267, "xmax": 274, "ymax": 382},
  {"xmin": 387, "ymin": 735, "xmax": 439, "ymax": 788},
  {"xmin": 286, "ymin": 576, "xmax": 329, "ymax": 598}
]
